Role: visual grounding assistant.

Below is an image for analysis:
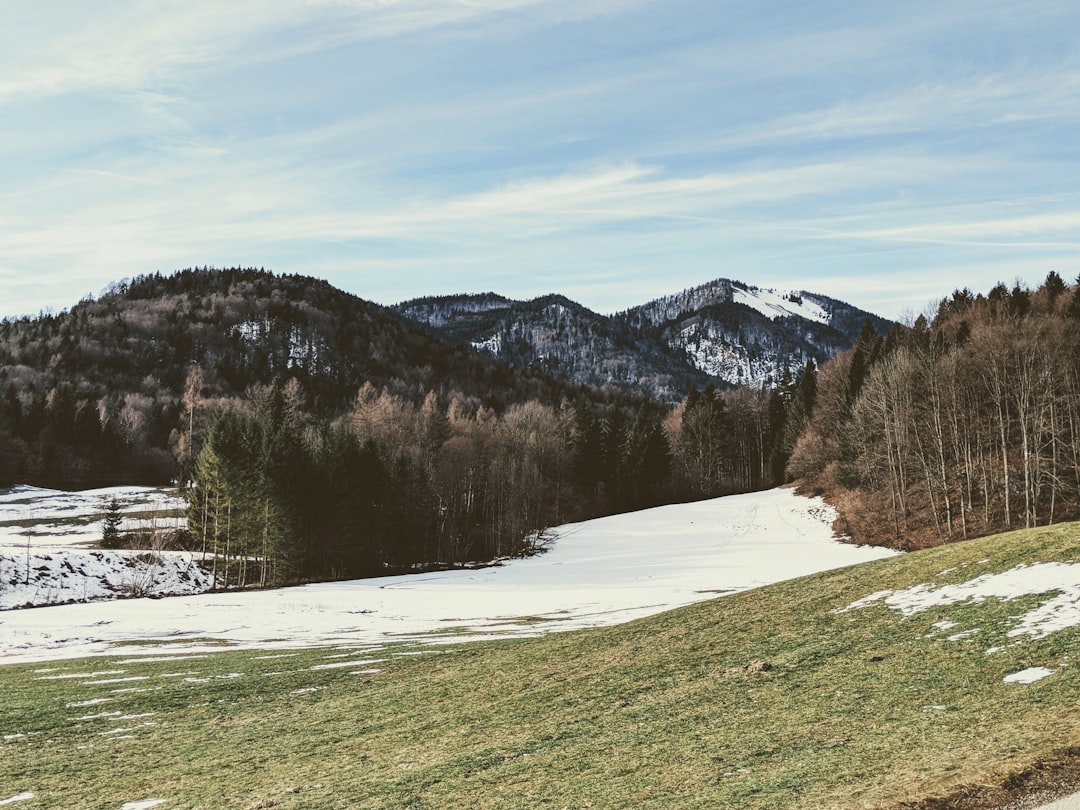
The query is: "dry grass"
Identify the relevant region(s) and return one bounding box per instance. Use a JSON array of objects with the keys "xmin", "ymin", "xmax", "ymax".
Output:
[{"xmin": 1, "ymin": 522, "xmax": 1078, "ymax": 809}]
